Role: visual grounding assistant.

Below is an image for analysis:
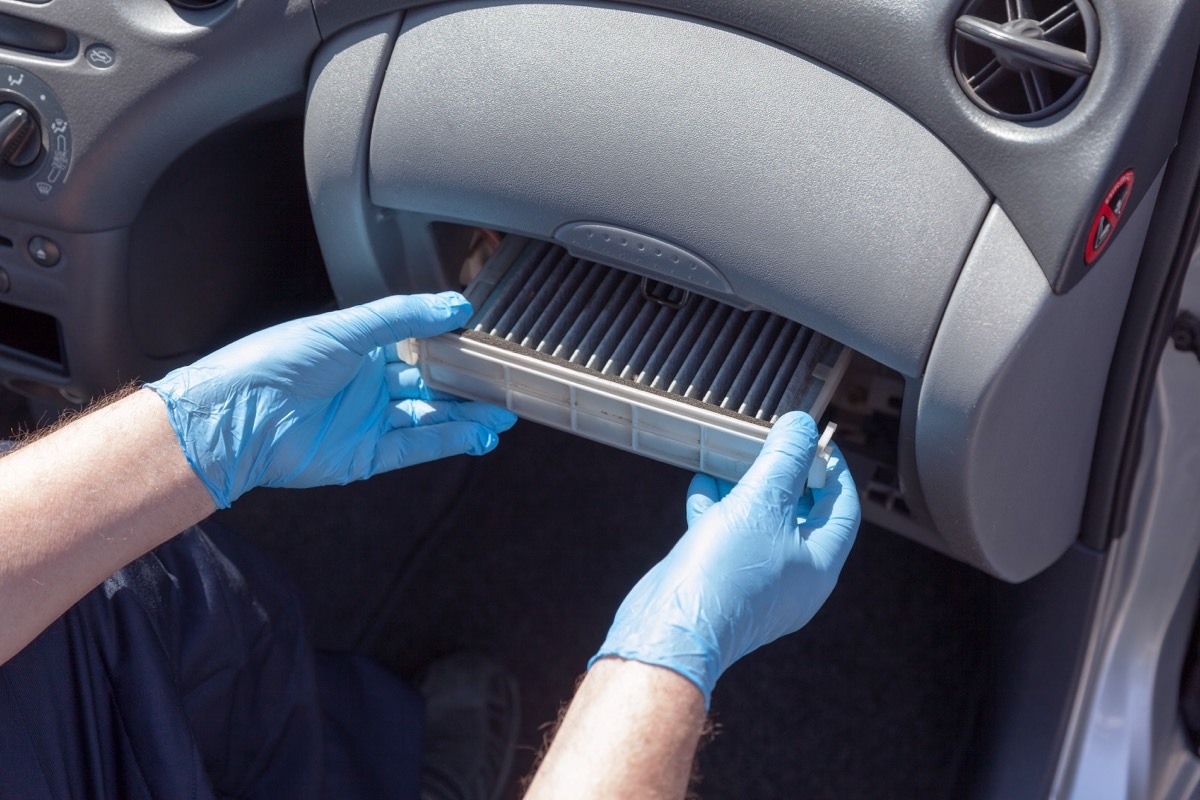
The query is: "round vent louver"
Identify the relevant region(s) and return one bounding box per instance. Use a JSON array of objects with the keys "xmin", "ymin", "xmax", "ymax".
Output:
[{"xmin": 953, "ymin": 0, "xmax": 1098, "ymax": 121}]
